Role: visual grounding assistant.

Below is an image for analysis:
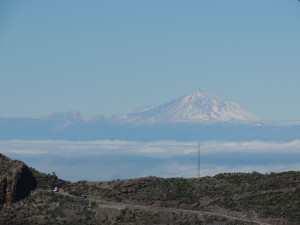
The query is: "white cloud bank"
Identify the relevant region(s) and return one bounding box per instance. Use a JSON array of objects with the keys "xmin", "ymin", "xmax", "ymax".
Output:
[
  {"xmin": 1, "ymin": 139, "xmax": 300, "ymax": 181},
  {"xmin": 1, "ymin": 139, "xmax": 300, "ymax": 156}
]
